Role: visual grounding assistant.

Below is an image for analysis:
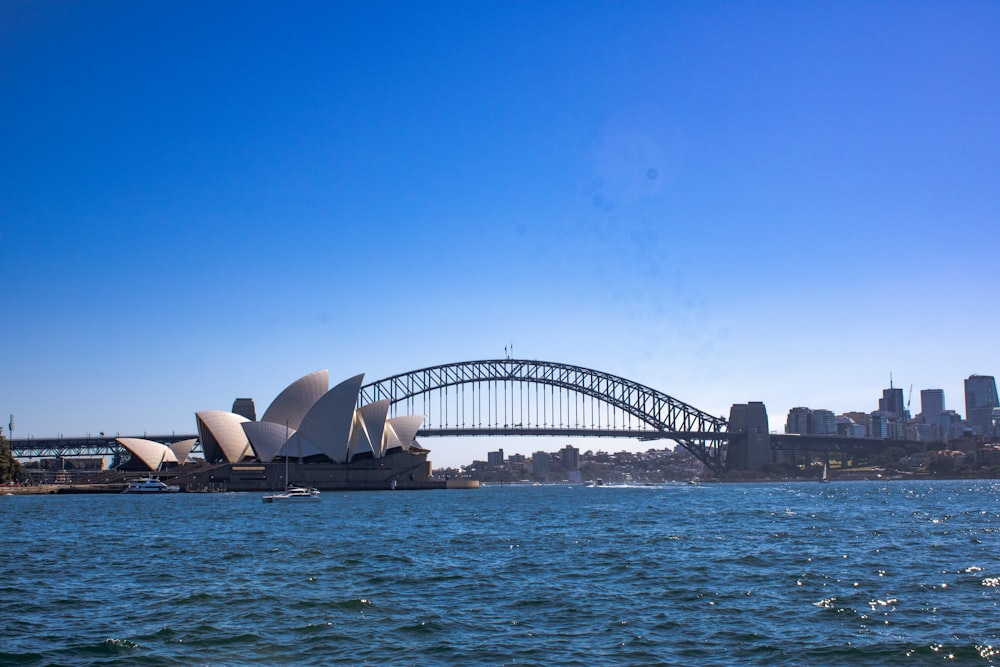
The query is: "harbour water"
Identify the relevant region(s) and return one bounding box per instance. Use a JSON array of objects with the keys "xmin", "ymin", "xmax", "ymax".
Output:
[{"xmin": 2, "ymin": 480, "xmax": 1000, "ymax": 665}]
